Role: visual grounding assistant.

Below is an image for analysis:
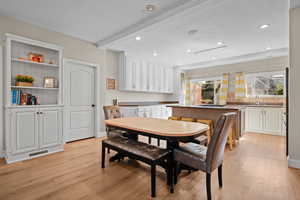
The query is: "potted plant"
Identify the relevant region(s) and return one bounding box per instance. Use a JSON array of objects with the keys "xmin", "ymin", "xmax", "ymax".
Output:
[{"xmin": 15, "ymin": 74, "xmax": 34, "ymax": 87}]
